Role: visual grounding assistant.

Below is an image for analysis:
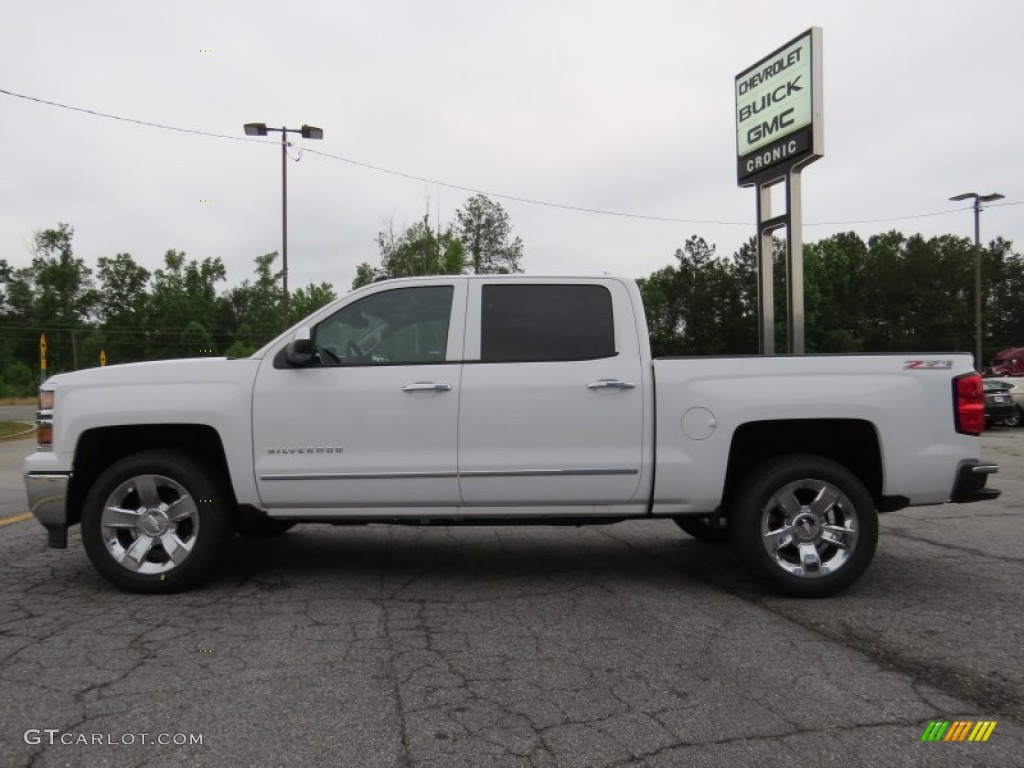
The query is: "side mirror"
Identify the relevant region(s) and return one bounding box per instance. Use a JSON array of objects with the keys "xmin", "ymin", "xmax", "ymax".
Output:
[{"xmin": 285, "ymin": 327, "xmax": 314, "ymax": 366}]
